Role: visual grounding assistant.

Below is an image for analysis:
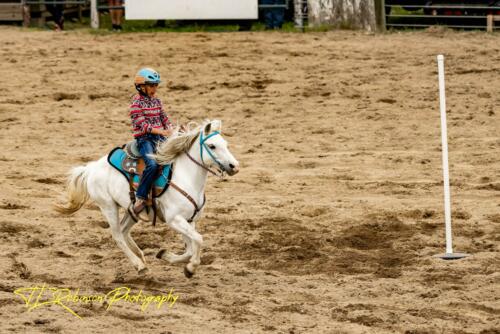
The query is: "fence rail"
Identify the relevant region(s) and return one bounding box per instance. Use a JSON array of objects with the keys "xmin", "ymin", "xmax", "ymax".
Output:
[
  {"xmin": 3, "ymin": 0, "xmax": 499, "ymax": 31},
  {"xmin": 24, "ymin": 1, "xmax": 86, "ymax": 4},
  {"xmin": 0, "ymin": 0, "xmax": 291, "ymax": 28},
  {"xmin": 384, "ymin": 2, "xmax": 500, "ymax": 31}
]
